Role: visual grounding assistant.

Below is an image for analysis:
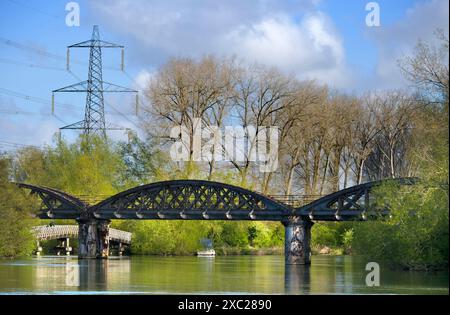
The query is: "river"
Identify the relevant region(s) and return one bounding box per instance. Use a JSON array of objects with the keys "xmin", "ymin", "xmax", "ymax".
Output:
[{"xmin": 0, "ymin": 255, "xmax": 447, "ymax": 294}]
